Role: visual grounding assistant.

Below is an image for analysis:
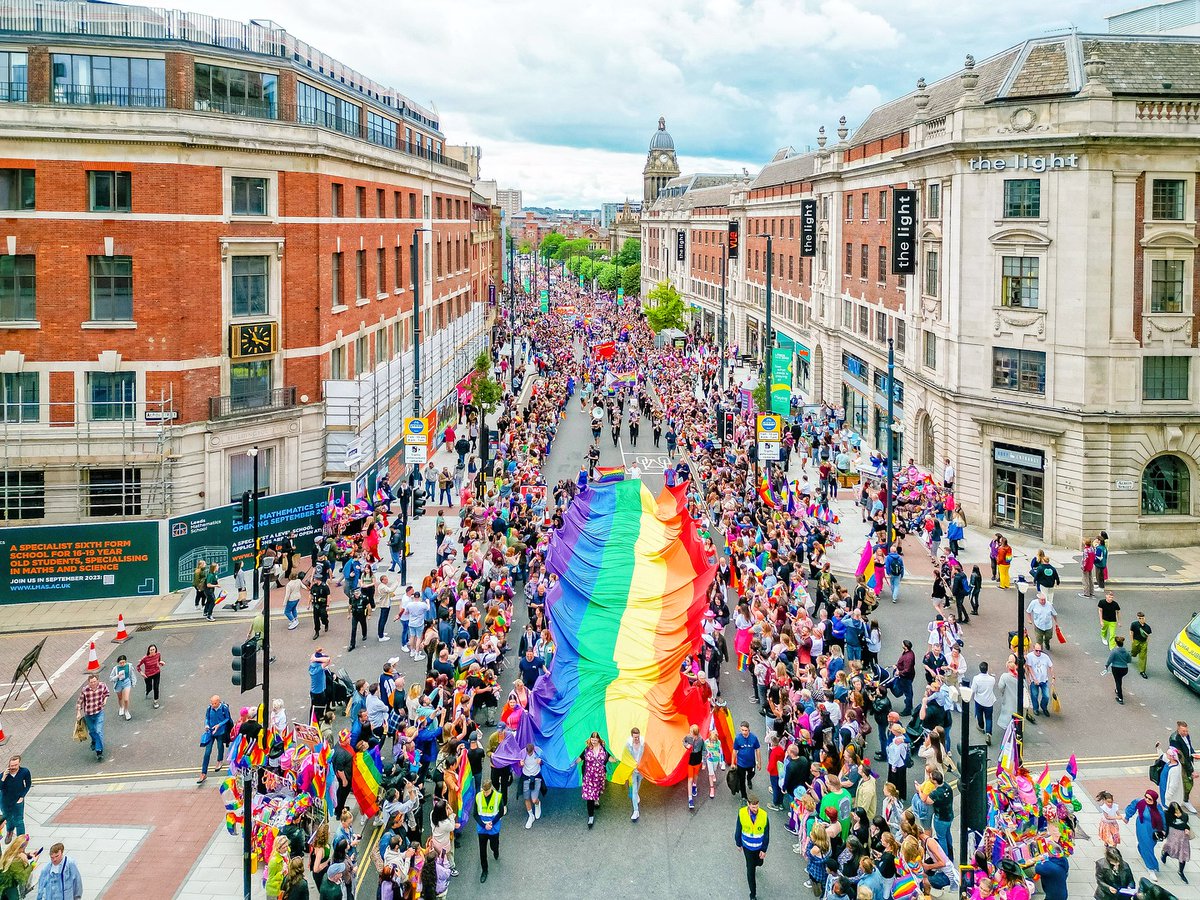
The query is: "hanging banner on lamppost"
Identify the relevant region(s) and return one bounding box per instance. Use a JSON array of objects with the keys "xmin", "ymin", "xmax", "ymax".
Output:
[
  {"xmin": 799, "ymin": 200, "xmax": 817, "ymax": 257},
  {"xmin": 539, "ymin": 288, "xmax": 548, "ymax": 313},
  {"xmin": 770, "ymin": 347, "xmax": 793, "ymax": 415},
  {"xmin": 891, "ymin": 188, "xmax": 917, "ymax": 275}
]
